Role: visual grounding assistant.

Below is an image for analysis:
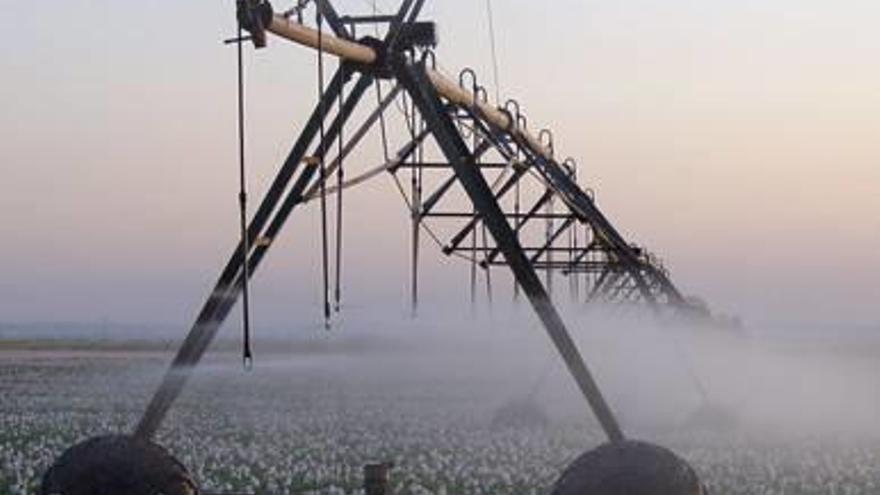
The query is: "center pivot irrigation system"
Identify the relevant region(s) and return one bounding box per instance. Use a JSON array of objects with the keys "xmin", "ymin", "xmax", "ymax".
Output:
[
  {"xmin": 135, "ymin": 0, "xmax": 714, "ymax": 444},
  {"xmin": 42, "ymin": 1, "xmax": 713, "ymax": 494}
]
